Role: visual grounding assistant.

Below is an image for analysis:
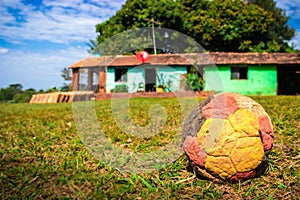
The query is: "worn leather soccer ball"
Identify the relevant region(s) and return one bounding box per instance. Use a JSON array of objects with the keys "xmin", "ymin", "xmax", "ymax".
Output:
[{"xmin": 182, "ymin": 92, "xmax": 274, "ymax": 182}]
